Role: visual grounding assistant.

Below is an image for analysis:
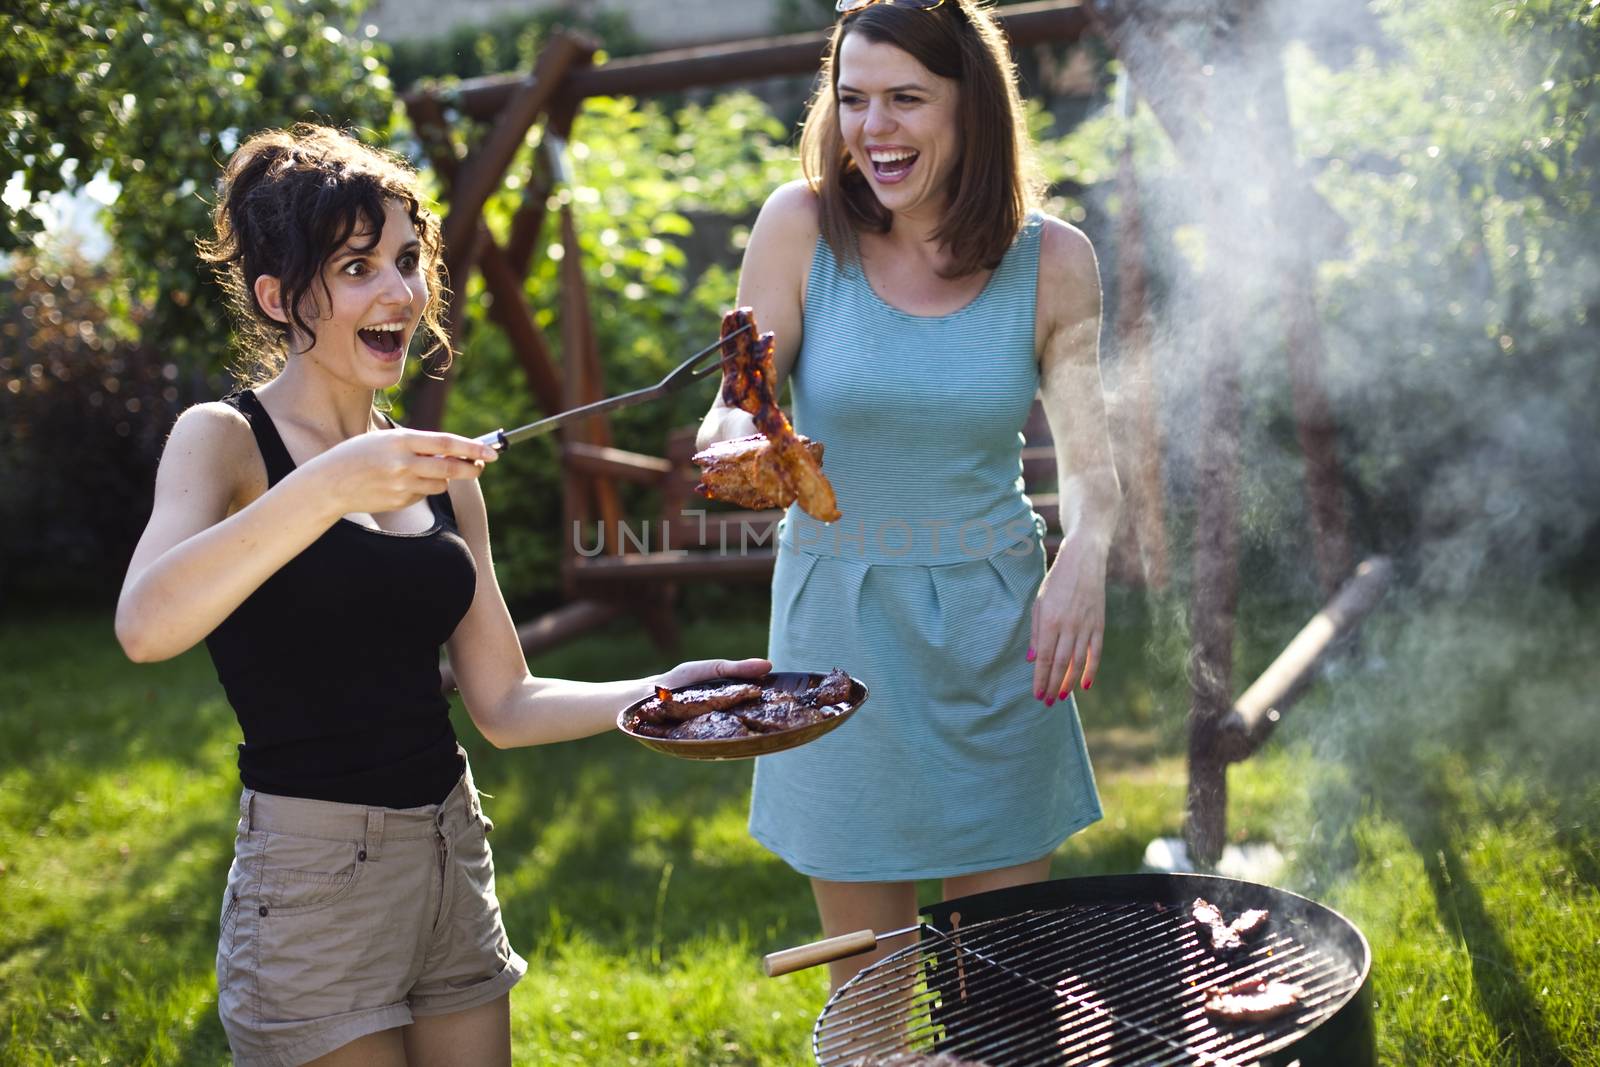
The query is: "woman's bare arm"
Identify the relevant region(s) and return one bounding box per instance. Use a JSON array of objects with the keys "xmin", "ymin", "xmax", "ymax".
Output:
[
  {"xmin": 442, "ymin": 478, "xmax": 768, "ymax": 748},
  {"xmin": 1030, "ymin": 219, "xmax": 1122, "ymax": 701},
  {"xmin": 696, "ymin": 179, "xmax": 819, "ymax": 449},
  {"xmin": 115, "ymin": 403, "xmax": 496, "ymax": 662}
]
